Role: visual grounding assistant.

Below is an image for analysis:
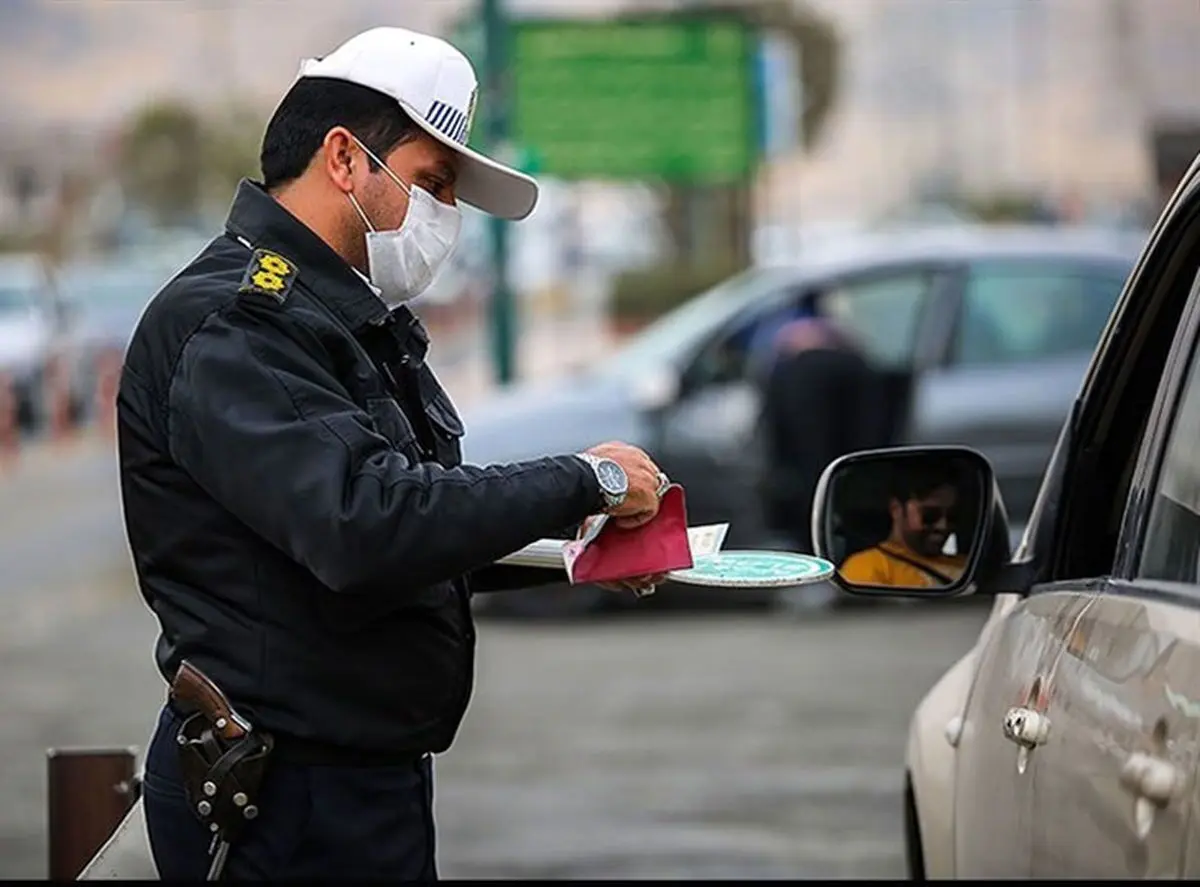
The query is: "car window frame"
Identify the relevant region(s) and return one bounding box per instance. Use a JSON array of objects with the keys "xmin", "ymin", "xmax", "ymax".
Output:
[
  {"xmin": 1017, "ymin": 168, "xmax": 1200, "ymax": 592},
  {"xmin": 673, "ymin": 259, "xmax": 957, "ymax": 397},
  {"xmin": 812, "ymin": 262, "xmax": 951, "ymax": 371},
  {"xmin": 1122, "ymin": 266, "xmax": 1200, "ymax": 590}
]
